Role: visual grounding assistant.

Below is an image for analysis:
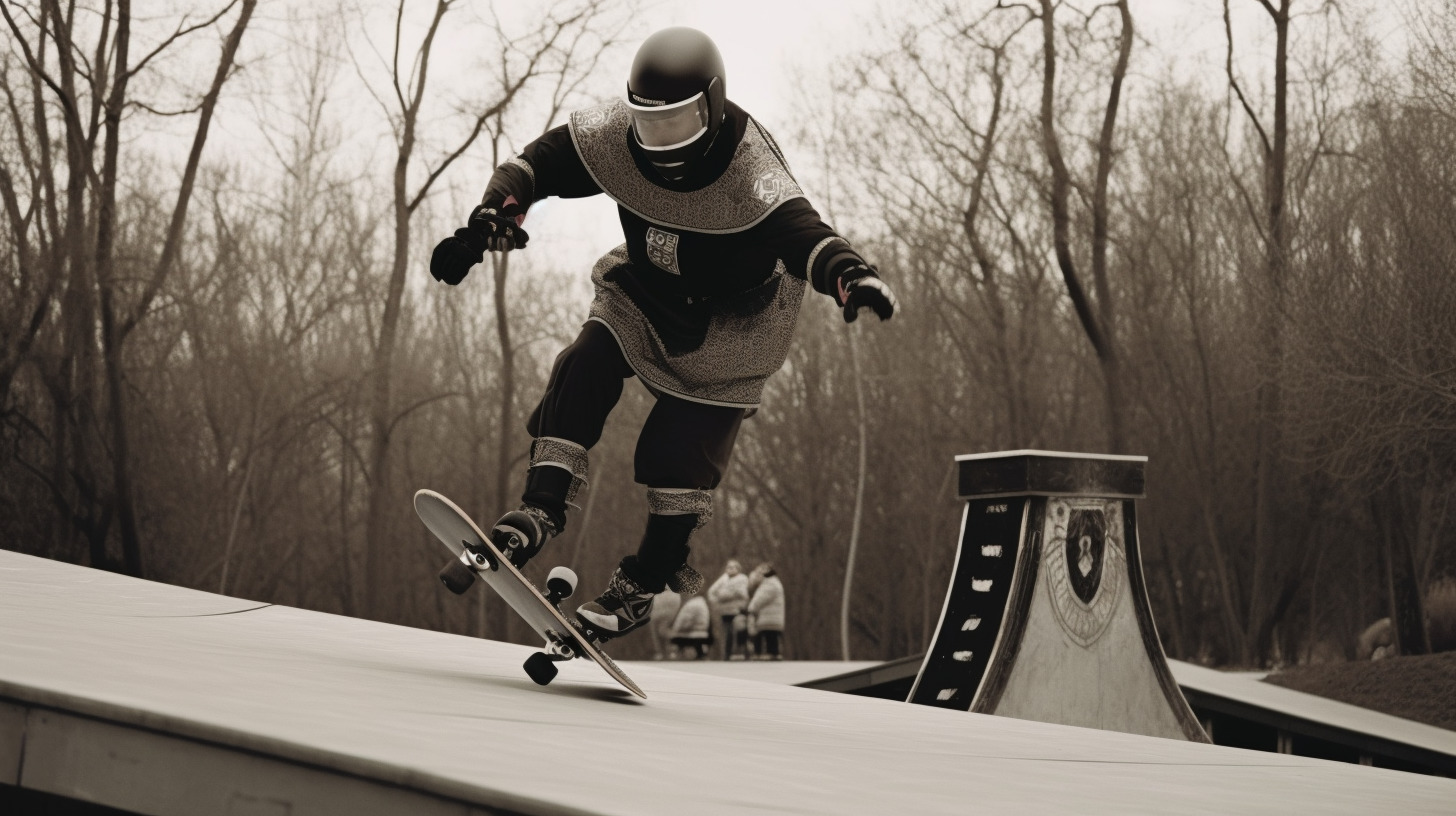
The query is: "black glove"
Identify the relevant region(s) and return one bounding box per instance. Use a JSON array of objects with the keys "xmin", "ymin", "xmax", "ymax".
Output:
[
  {"xmin": 836, "ymin": 264, "xmax": 897, "ymax": 323},
  {"xmin": 429, "ymin": 204, "xmax": 530, "ymax": 286},
  {"xmin": 429, "ymin": 231, "xmax": 482, "ymax": 285},
  {"xmin": 467, "ymin": 203, "xmax": 529, "ymax": 252}
]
